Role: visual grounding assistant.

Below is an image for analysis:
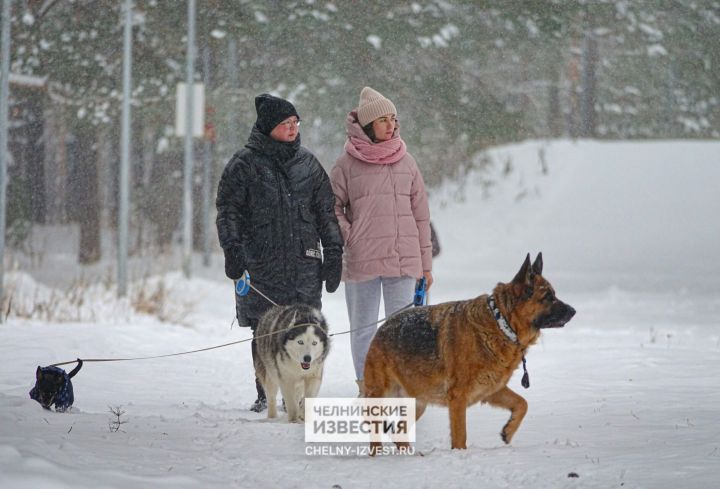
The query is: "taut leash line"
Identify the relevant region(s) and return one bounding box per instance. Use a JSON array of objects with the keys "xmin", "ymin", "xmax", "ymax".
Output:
[{"xmin": 50, "ymin": 339, "xmax": 251, "ymax": 368}]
